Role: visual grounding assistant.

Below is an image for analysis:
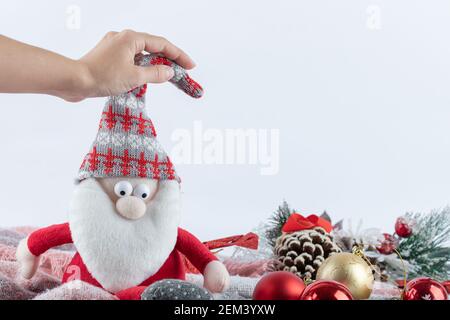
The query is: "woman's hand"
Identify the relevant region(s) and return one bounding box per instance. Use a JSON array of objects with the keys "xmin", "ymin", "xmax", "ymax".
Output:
[
  {"xmin": 77, "ymin": 30, "xmax": 196, "ymax": 99},
  {"xmin": 0, "ymin": 31, "xmax": 196, "ymax": 102}
]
